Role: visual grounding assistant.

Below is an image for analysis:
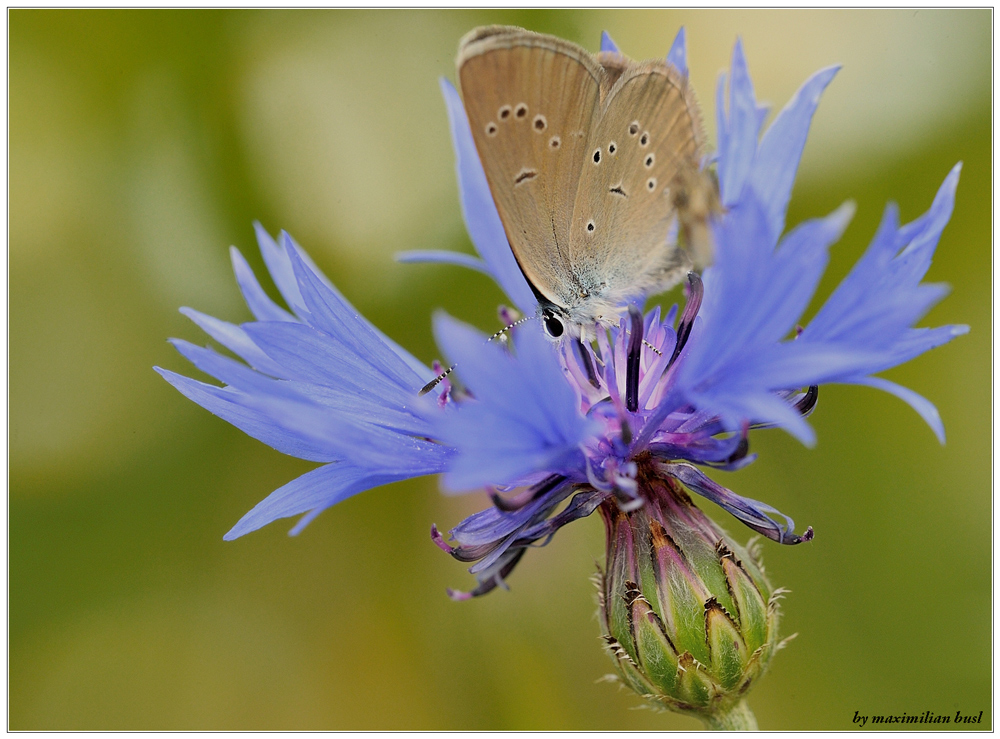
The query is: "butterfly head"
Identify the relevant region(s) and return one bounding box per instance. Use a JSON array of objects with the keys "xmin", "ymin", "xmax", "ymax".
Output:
[
  {"xmin": 540, "ymin": 305, "xmax": 568, "ymax": 340},
  {"xmin": 536, "ymin": 293, "xmax": 629, "ymax": 343}
]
